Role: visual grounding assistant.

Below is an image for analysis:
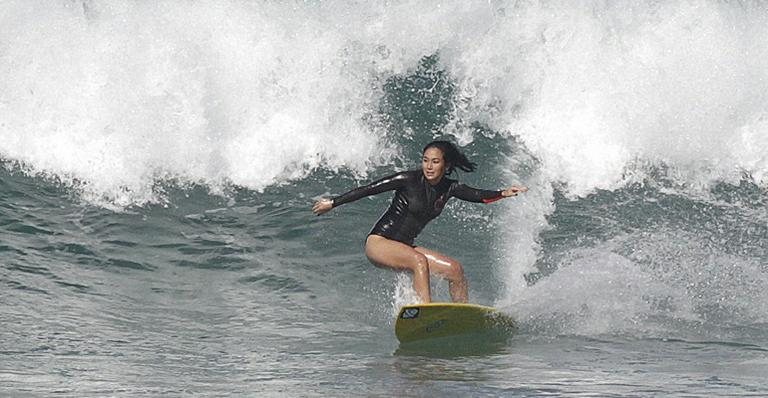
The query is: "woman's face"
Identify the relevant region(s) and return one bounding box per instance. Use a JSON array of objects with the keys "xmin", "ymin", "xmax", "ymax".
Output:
[{"xmin": 422, "ymin": 147, "xmax": 447, "ymax": 184}]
